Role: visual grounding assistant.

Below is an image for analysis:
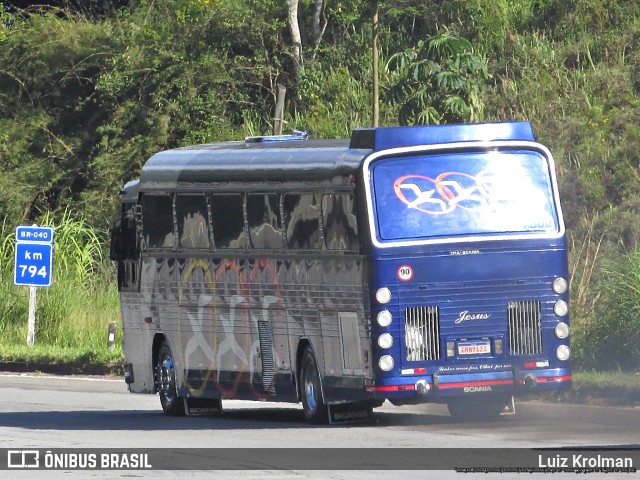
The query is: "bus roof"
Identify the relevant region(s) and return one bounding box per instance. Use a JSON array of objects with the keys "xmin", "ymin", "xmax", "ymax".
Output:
[
  {"xmin": 135, "ymin": 122, "xmax": 536, "ymax": 190},
  {"xmin": 351, "ymin": 121, "xmax": 535, "ymax": 150},
  {"xmin": 139, "ymin": 140, "xmax": 368, "ymax": 188}
]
